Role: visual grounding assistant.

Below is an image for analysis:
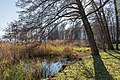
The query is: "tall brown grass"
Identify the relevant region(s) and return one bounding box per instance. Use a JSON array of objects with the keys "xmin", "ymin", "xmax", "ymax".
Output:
[
  {"xmin": 0, "ymin": 42, "xmax": 27, "ymax": 63},
  {"xmin": 0, "ymin": 40, "xmax": 89, "ymax": 63}
]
